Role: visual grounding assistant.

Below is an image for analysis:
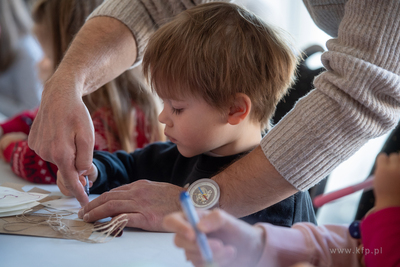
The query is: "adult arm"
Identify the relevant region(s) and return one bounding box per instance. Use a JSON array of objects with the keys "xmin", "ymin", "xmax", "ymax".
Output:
[
  {"xmin": 216, "ymin": 0, "xmax": 400, "ymax": 217},
  {"xmin": 28, "ymin": 11, "xmax": 137, "ymax": 207},
  {"xmin": 27, "ymin": 0, "xmax": 226, "ymax": 207}
]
